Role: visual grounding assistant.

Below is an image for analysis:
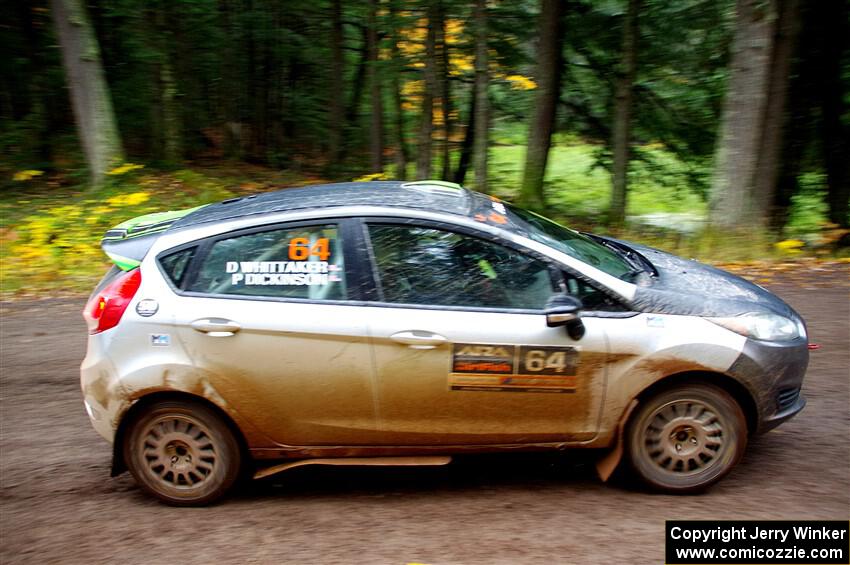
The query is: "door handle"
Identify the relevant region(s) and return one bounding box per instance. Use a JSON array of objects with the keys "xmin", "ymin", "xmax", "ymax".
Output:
[
  {"xmin": 390, "ymin": 330, "xmax": 448, "ymax": 350},
  {"xmin": 191, "ymin": 318, "xmax": 241, "ymax": 337}
]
